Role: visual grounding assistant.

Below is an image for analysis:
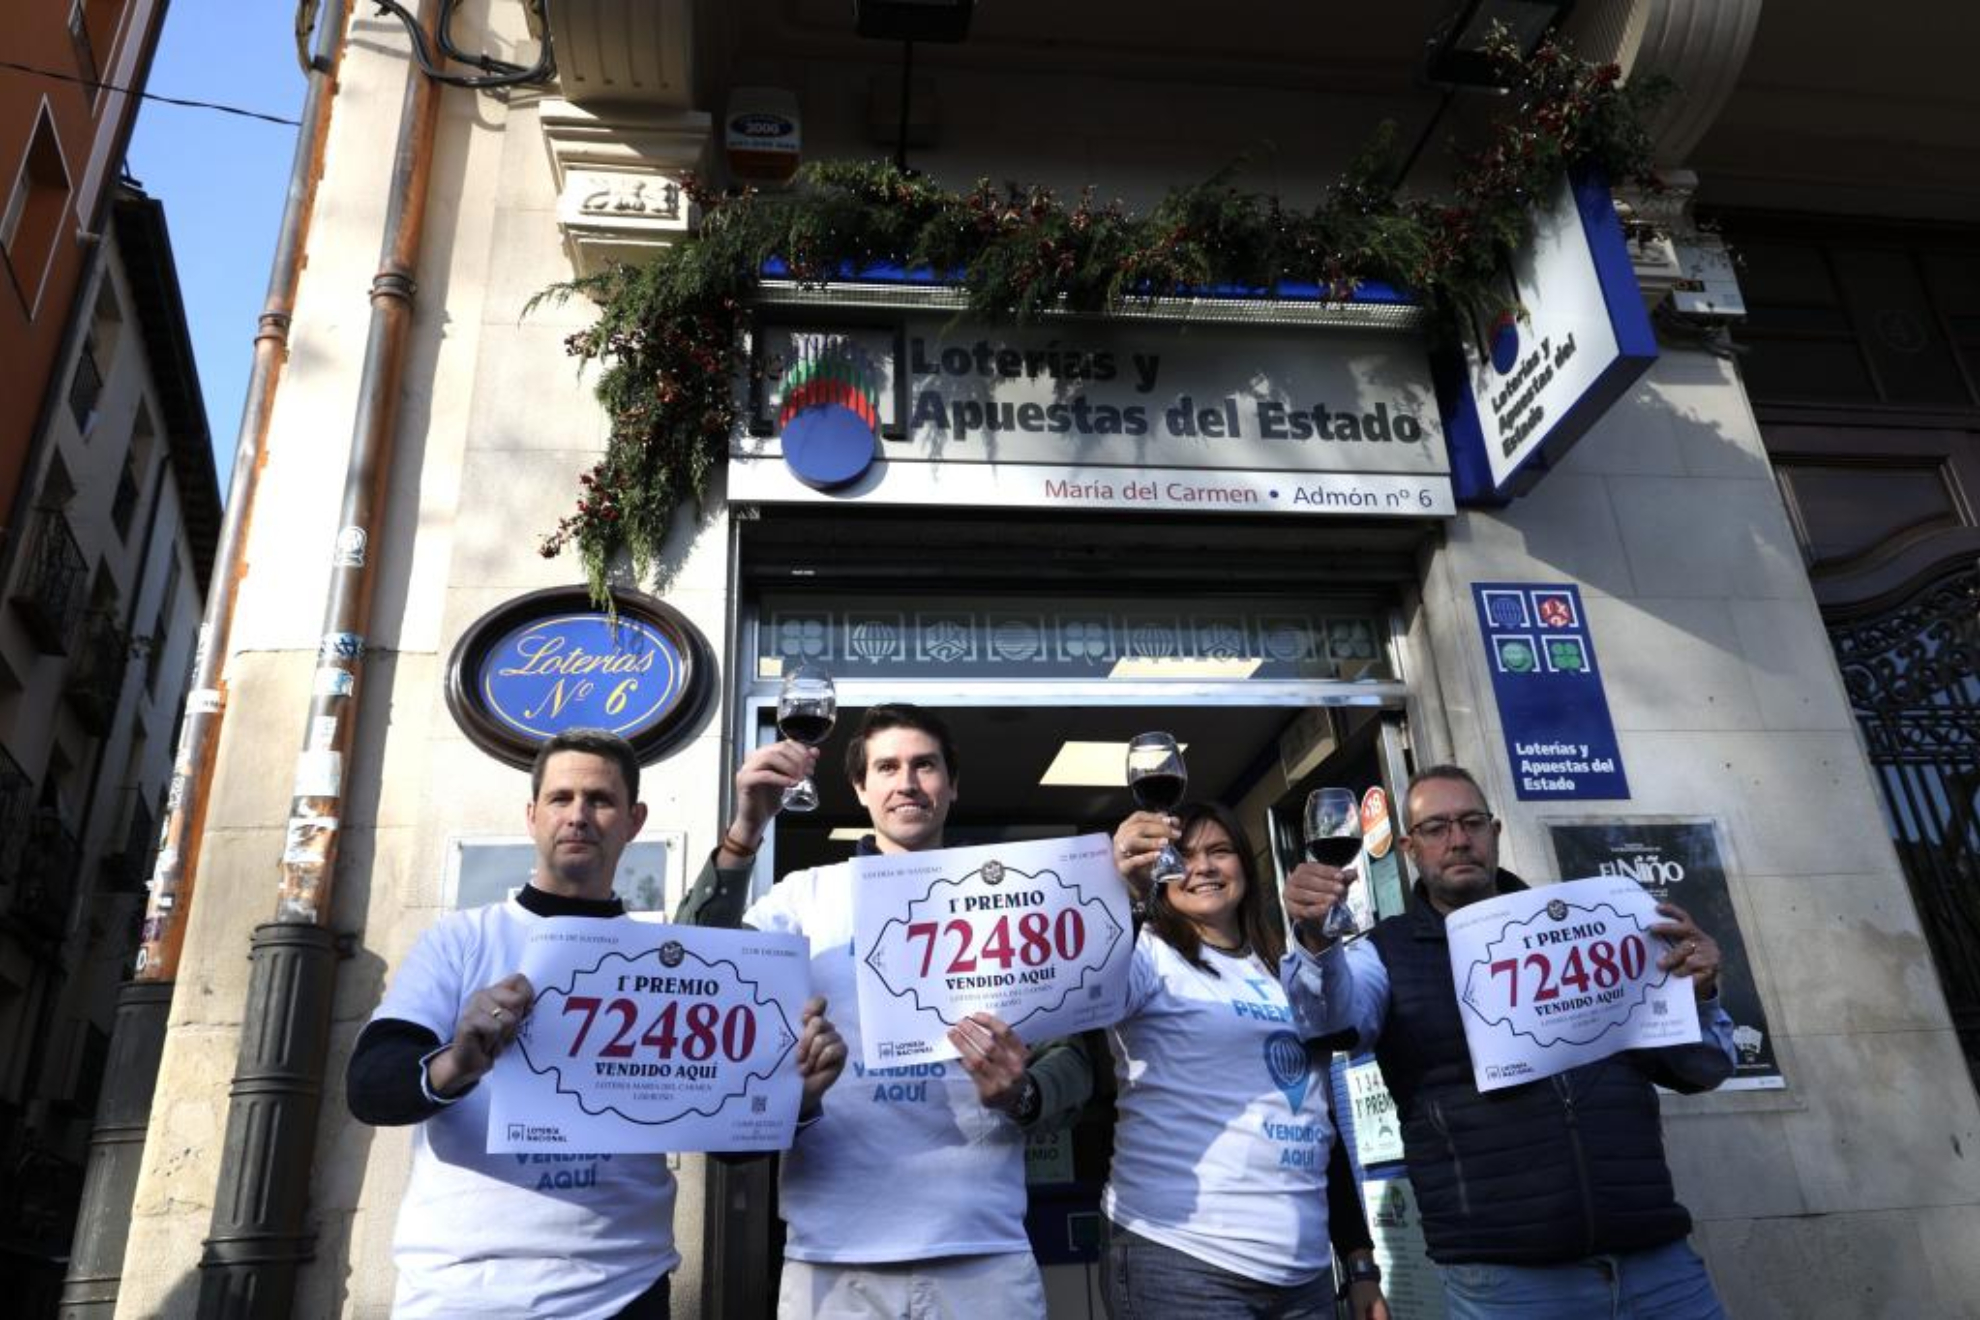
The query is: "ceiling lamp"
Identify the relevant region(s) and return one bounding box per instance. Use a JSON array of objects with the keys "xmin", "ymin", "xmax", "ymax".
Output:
[
  {"xmin": 855, "ymin": 1, "xmax": 975, "ymax": 172},
  {"xmin": 854, "ymin": 0, "xmax": 975, "ymax": 44},
  {"xmin": 1425, "ymin": 0, "xmax": 1574, "ymax": 86}
]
